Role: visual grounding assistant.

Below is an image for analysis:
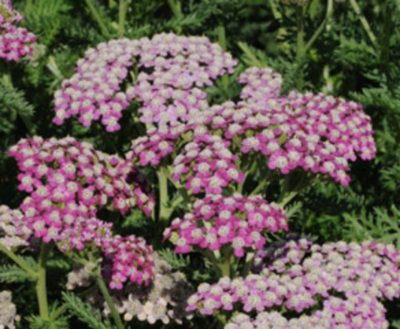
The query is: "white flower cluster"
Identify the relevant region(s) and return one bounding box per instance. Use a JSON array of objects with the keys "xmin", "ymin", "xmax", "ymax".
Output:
[{"xmin": 0, "ymin": 291, "xmax": 17, "ymax": 329}]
